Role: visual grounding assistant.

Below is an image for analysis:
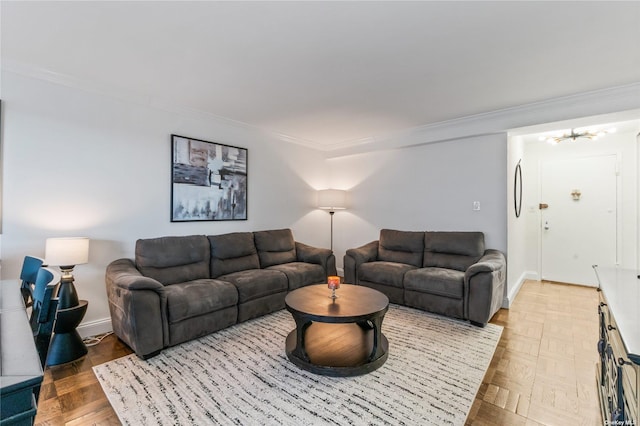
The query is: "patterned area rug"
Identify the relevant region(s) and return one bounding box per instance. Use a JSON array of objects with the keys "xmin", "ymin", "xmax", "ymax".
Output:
[{"xmin": 94, "ymin": 305, "xmax": 502, "ymax": 426}]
